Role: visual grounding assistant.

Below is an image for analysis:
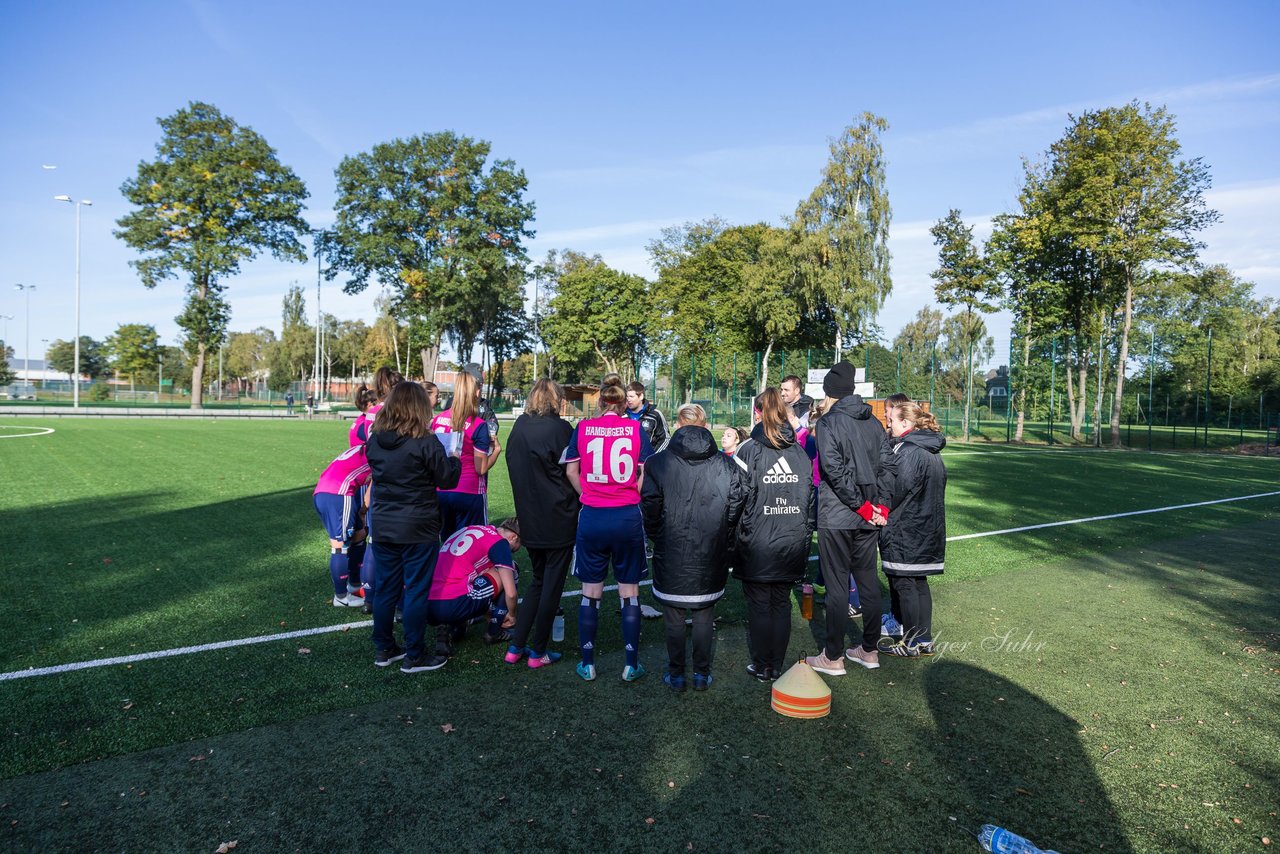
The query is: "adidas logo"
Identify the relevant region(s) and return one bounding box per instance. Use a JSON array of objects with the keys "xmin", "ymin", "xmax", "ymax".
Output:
[{"xmin": 762, "ymin": 456, "xmax": 800, "ymax": 484}]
